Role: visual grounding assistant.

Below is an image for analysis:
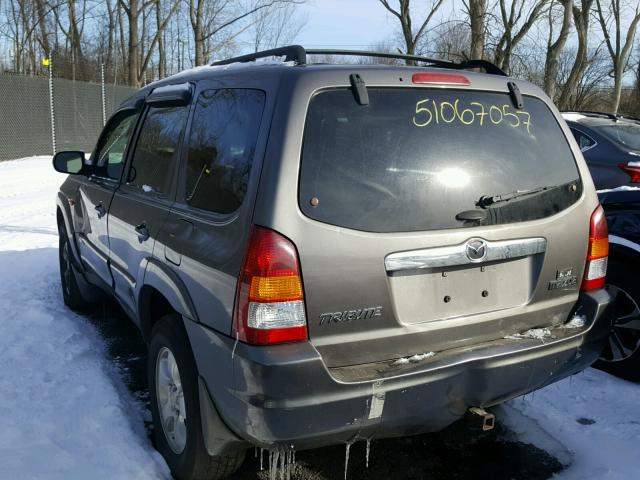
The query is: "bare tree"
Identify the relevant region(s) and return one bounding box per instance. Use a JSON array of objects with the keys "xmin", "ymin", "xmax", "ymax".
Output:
[
  {"xmin": 491, "ymin": 0, "xmax": 550, "ymax": 73},
  {"xmin": 34, "ymin": 0, "xmax": 51, "ymax": 56},
  {"xmin": 543, "ymin": 0, "xmax": 572, "ymax": 100},
  {"xmin": 118, "ymin": 0, "xmax": 179, "ymax": 86},
  {"xmin": 251, "ymin": 2, "xmax": 306, "ymax": 52},
  {"xmin": 557, "ymin": 0, "xmax": 596, "ymax": 110},
  {"xmin": 464, "ymin": 0, "xmax": 487, "ymax": 59},
  {"xmin": 155, "ymin": 0, "xmax": 166, "ymax": 79},
  {"xmin": 189, "ymin": 0, "xmax": 303, "ymax": 66},
  {"xmin": 429, "ymin": 21, "xmax": 470, "ymax": 61},
  {"xmin": 377, "ymin": 0, "xmax": 445, "ymax": 63},
  {"xmin": 595, "ymin": 0, "xmax": 640, "ymax": 112},
  {"xmin": 557, "ymin": 46, "xmax": 610, "ymax": 109}
]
